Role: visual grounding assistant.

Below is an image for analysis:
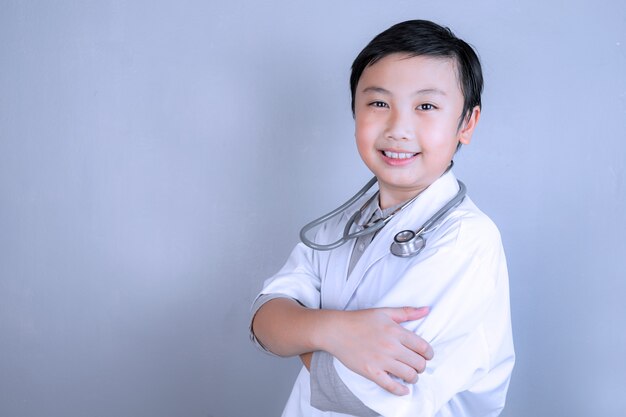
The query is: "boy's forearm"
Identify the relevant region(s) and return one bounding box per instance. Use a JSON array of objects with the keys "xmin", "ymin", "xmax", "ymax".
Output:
[{"xmin": 252, "ymin": 298, "xmax": 337, "ymax": 357}]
